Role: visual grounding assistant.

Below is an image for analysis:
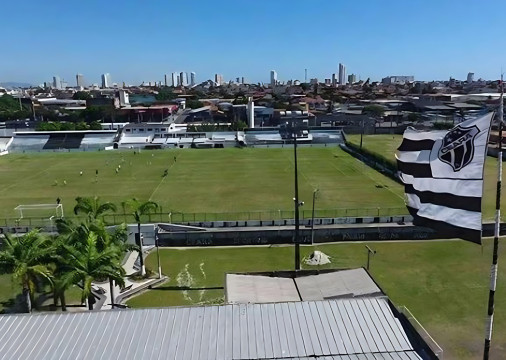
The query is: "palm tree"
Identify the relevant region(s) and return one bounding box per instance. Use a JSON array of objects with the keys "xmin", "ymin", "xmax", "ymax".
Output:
[
  {"xmin": 73, "ymin": 196, "xmax": 117, "ymax": 222},
  {"xmin": 60, "ymin": 231, "xmax": 125, "ymax": 310},
  {"xmin": 0, "ymin": 230, "xmax": 54, "ymax": 312},
  {"xmin": 122, "ymin": 198, "xmax": 158, "ymax": 276}
]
